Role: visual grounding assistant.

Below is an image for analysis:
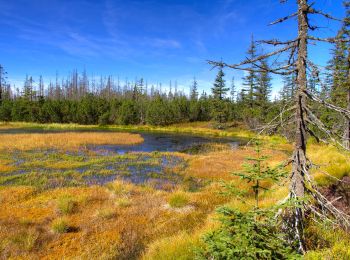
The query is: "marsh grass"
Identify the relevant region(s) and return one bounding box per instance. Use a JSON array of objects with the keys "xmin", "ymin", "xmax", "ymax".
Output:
[
  {"xmin": 51, "ymin": 218, "xmax": 70, "ymax": 234},
  {"xmin": 8, "ymin": 229, "xmax": 39, "ymax": 252},
  {"xmin": 1, "ymin": 122, "xmax": 348, "ymax": 259},
  {"xmin": 305, "ymin": 222, "xmax": 350, "ymax": 259},
  {"xmin": 142, "ymin": 232, "xmax": 203, "ymax": 260},
  {"xmin": 56, "ymin": 196, "xmax": 77, "ymax": 215},
  {"xmin": 309, "ymin": 144, "xmax": 350, "ymax": 186},
  {"xmin": 96, "ymin": 207, "xmax": 118, "ymax": 219},
  {"xmin": 116, "ymin": 197, "xmax": 132, "ymax": 208},
  {"xmin": 168, "ymin": 192, "xmax": 189, "ymax": 208},
  {"xmin": 0, "ymin": 131, "xmax": 143, "ymax": 151}
]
